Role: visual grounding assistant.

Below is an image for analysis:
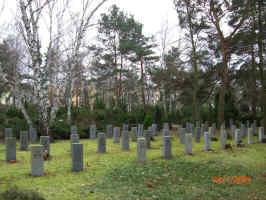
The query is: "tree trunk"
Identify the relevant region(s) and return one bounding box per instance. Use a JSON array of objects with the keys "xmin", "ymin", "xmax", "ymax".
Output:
[
  {"xmin": 257, "ymin": 0, "xmax": 266, "ymax": 130},
  {"xmin": 140, "ymin": 57, "xmax": 146, "ymax": 106}
]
